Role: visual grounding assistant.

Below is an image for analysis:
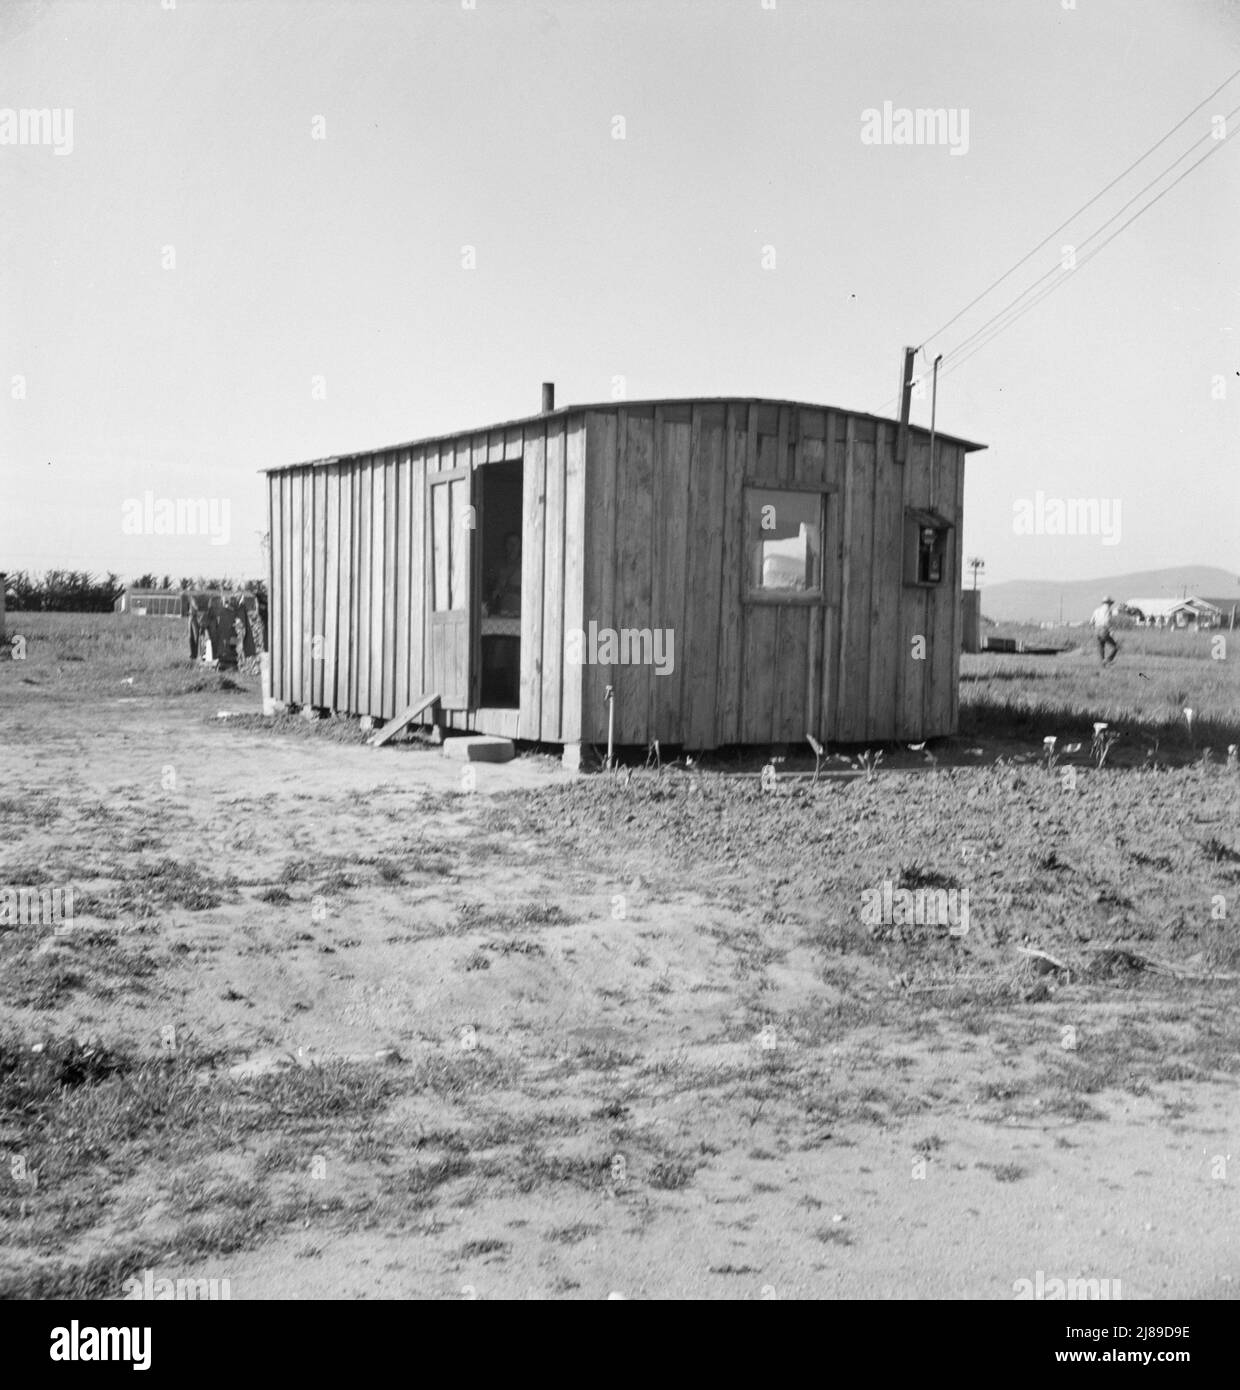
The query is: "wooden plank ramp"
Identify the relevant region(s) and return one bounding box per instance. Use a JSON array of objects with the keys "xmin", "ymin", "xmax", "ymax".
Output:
[{"xmin": 369, "ymin": 692, "xmax": 441, "ymax": 747}]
